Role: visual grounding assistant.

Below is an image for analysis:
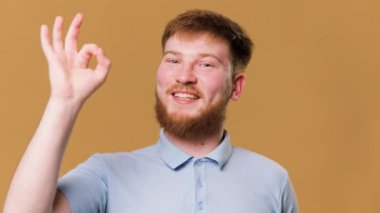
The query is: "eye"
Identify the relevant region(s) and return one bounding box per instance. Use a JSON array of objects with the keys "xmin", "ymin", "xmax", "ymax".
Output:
[
  {"xmin": 200, "ymin": 62, "xmax": 213, "ymax": 67},
  {"xmin": 166, "ymin": 58, "xmax": 179, "ymax": 64}
]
